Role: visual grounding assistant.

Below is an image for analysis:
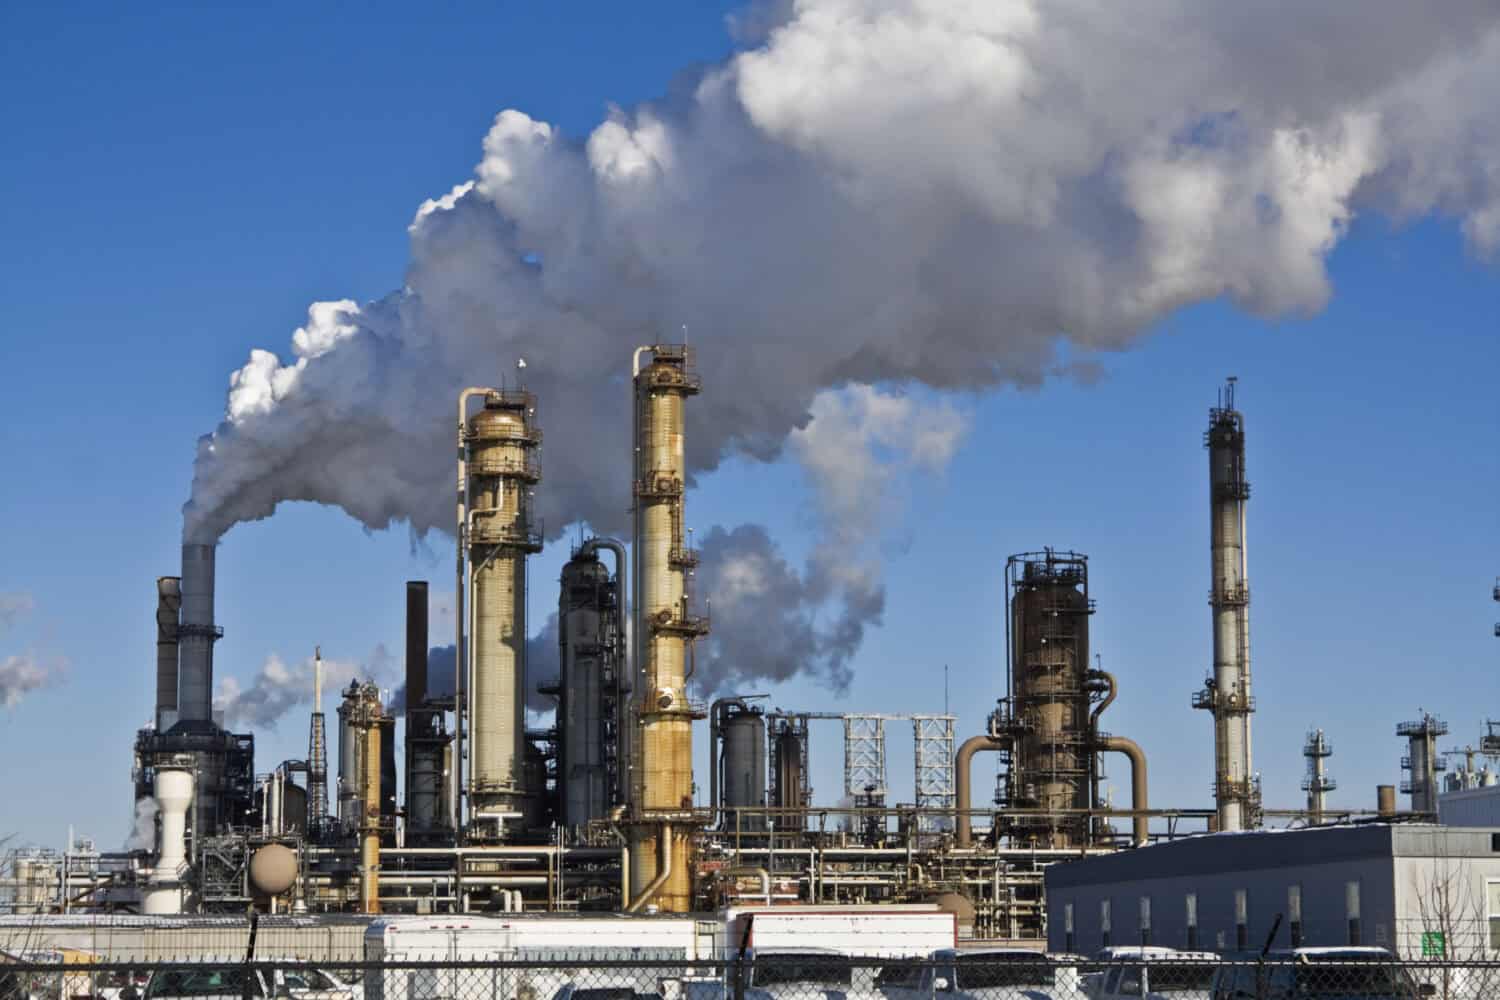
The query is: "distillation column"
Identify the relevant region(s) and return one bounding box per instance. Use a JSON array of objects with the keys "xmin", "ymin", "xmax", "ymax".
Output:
[
  {"xmin": 1302, "ymin": 730, "xmax": 1335, "ymax": 825},
  {"xmin": 628, "ymin": 345, "xmax": 708, "ymax": 912},
  {"xmin": 464, "ymin": 390, "xmax": 543, "ymax": 837},
  {"xmin": 558, "ymin": 541, "xmax": 626, "ymax": 827},
  {"xmin": 1399, "ymin": 713, "xmax": 1448, "ymax": 815},
  {"xmin": 1194, "ymin": 379, "xmax": 1258, "ymax": 832}
]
